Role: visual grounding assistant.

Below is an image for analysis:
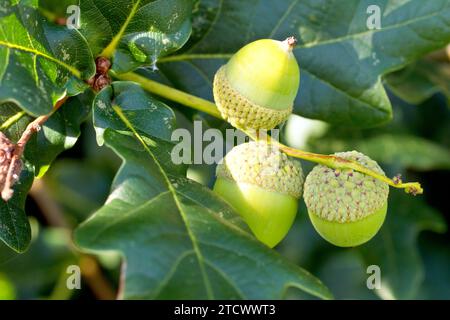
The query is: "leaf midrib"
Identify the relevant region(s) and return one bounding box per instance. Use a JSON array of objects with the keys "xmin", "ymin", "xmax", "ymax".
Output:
[
  {"xmin": 297, "ymin": 6, "xmax": 449, "ymax": 49},
  {"xmin": 0, "ymin": 39, "xmax": 82, "ymax": 78},
  {"xmin": 99, "ymin": 0, "xmax": 142, "ymax": 58},
  {"xmin": 111, "ymin": 106, "xmax": 215, "ymax": 299},
  {"xmin": 268, "ymin": 0, "xmax": 299, "ymax": 38},
  {"xmin": 177, "ymin": 190, "xmax": 331, "ymax": 300},
  {"xmin": 159, "ymin": 4, "xmax": 449, "ymax": 62}
]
